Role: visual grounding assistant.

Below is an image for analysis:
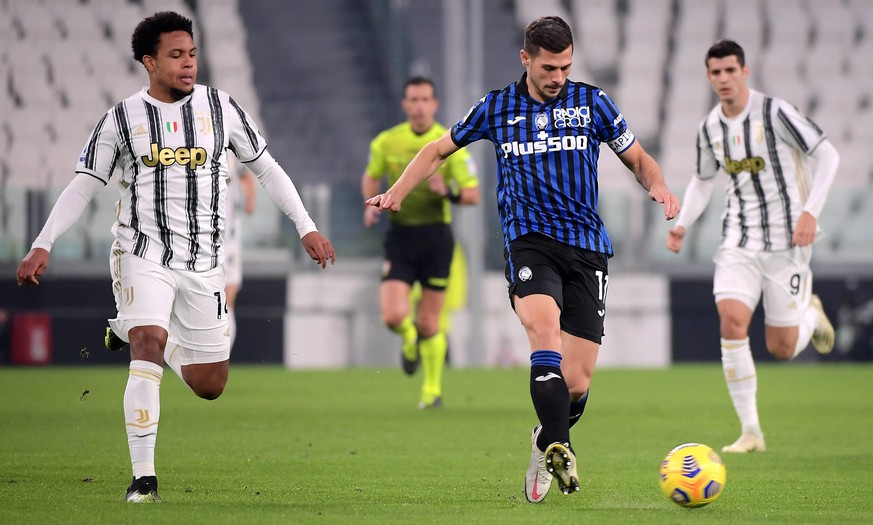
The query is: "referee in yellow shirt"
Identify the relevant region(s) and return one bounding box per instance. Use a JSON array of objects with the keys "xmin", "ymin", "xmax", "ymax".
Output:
[{"xmin": 362, "ymin": 77, "xmax": 480, "ymax": 408}]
